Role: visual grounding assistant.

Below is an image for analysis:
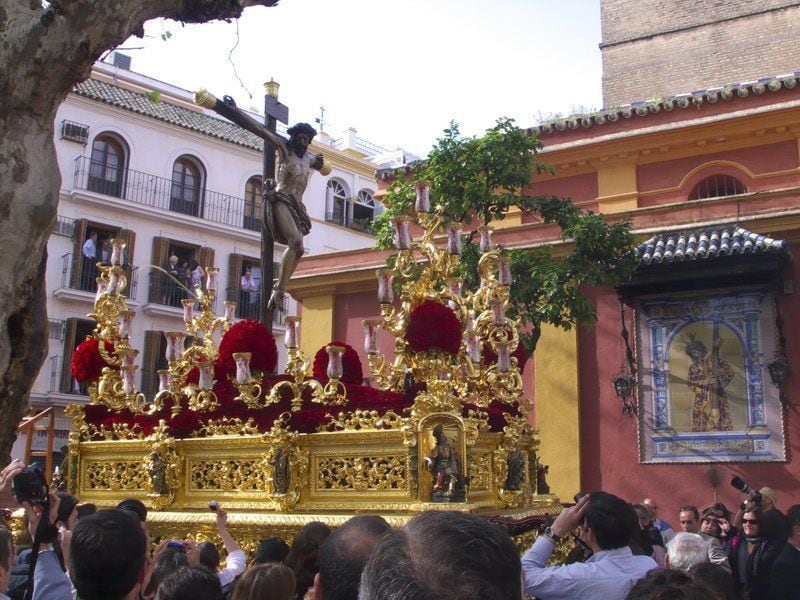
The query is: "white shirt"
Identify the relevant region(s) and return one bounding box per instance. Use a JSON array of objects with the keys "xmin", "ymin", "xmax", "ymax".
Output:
[
  {"xmin": 82, "ymin": 238, "xmax": 95, "ymax": 259},
  {"xmin": 522, "ymin": 536, "xmax": 657, "ymax": 599},
  {"xmin": 219, "ymin": 549, "xmax": 246, "ymax": 588}
]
